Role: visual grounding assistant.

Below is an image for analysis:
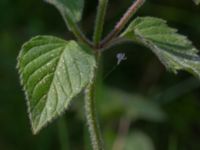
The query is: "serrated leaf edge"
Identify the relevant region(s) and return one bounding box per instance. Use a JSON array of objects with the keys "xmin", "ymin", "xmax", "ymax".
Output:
[{"xmin": 17, "ymin": 36, "xmax": 96, "ymax": 134}]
